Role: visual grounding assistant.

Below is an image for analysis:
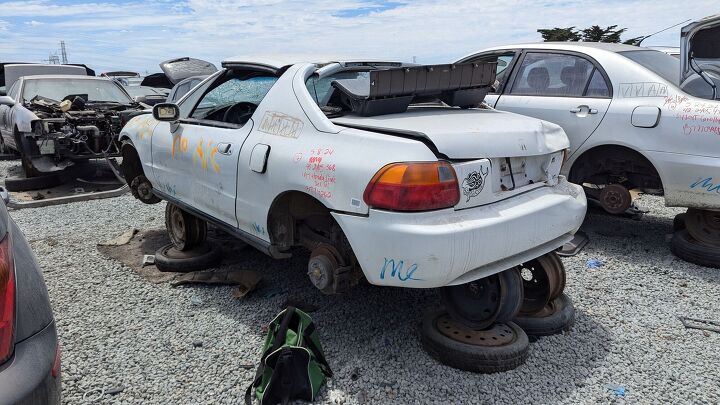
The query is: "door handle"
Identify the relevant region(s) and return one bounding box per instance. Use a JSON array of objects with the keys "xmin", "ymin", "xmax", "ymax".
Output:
[
  {"xmin": 588, "ymin": 108, "xmax": 599, "ymax": 114},
  {"xmin": 217, "ymin": 142, "xmax": 232, "ymax": 155},
  {"xmin": 569, "ymin": 107, "xmax": 582, "ymax": 113}
]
